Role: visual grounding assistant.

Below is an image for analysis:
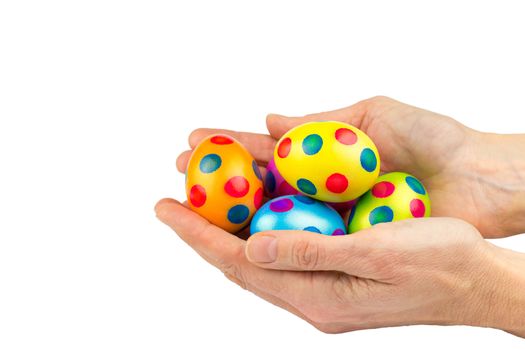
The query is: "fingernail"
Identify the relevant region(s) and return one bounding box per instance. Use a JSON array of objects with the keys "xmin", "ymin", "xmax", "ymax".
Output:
[{"xmin": 247, "ymin": 235, "xmax": 278, "ymax": 263}]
